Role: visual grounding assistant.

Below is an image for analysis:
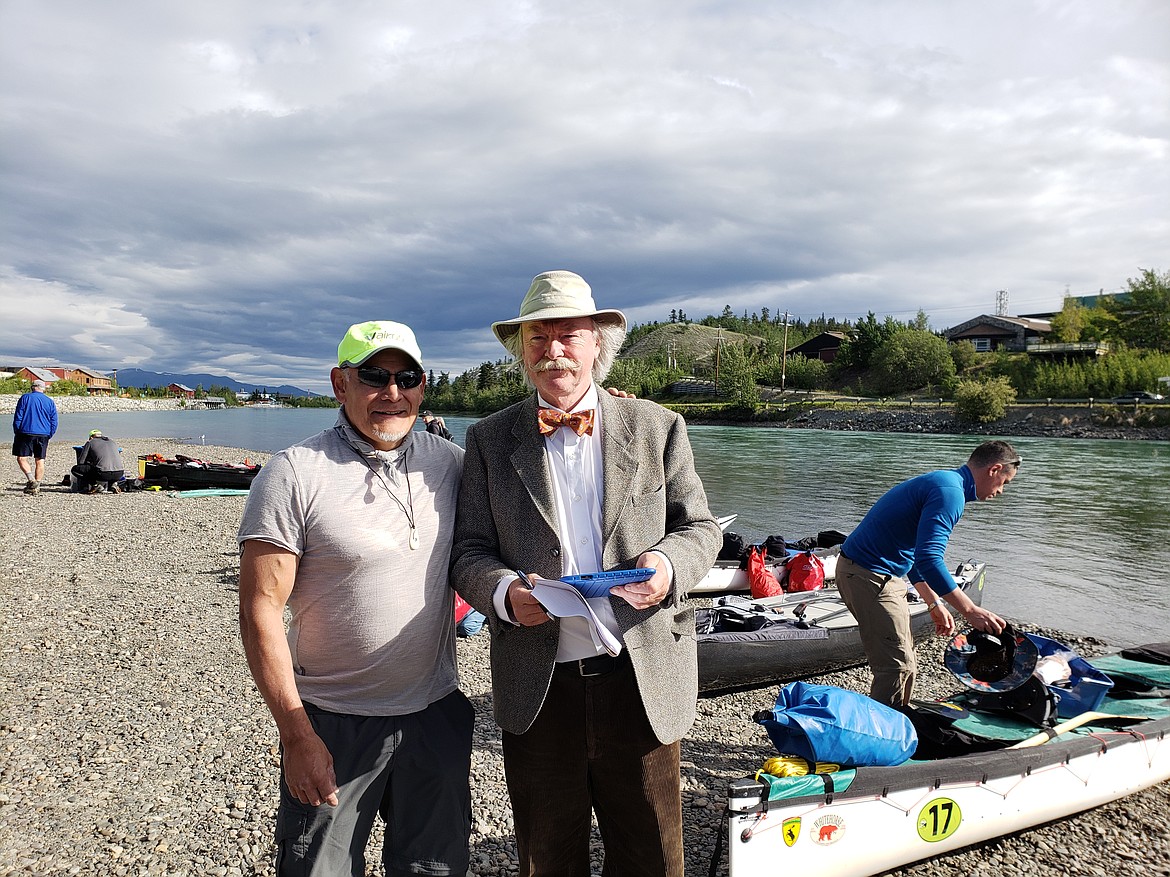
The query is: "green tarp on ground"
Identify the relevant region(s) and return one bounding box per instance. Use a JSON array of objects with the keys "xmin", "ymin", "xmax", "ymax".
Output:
[
  {"xmin": 165, "ymin": 488, "xmax": 251, "ymax": 497},
  {"xmin": 947, "ymin": 652, "xmax": 1170, "ymax": 742},
  {"xmin": 1091, "ymin": 653, "xmax": 1170, "ymax": 689}
]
